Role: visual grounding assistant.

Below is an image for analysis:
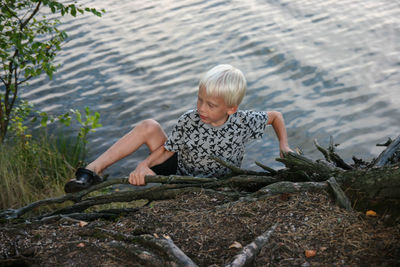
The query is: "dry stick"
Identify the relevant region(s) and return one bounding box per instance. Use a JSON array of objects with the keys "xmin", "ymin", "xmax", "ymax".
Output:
[
  {"xmin": 276, "ymin": 152, "xmax": 336, "ymax": 182},
  {"xmin": 39, "ymin": 211, "xmax": 131, "ymax": 223},
  {"xmin": 327, "ymin": 177, "xmax": 352, "ymax": 211},
  {"xmin": 41, "ymin": 184, "xmax": 203, "ymax": 217},
  {"xmin": 3, "ymin": 173, "xmax": 278, "ymax": 220},
  {"xmin": 314, "ymin": 139, "xmax": 331, "ymax": 162},
  {"xmin": 314, "ymin": 138, "xmax": 353, "ymax": 170},
  {"xmin": 224, "ymin": 223, "xmax": 278, "ymax": 267},
  {"xmin": 82, "ymin": 228, "xmax": 198, "ymax": 267},
  {"xmin": 254, "ymin": 161, "xmax": 278, "ymax": 175},
  {"xmin": 0, "ymin": 176, "xmax": 217, "ymax": 220},
  {"xmin": 0, "ymin": 178, "xmax": 131, "ymax": 219},
  {"xmin": 1, "ymin": 157, "xmax": 275, "ymax": 220},
  {"xmin": 105, "ymin": 241, "xmax": 164, "ymax": 266},
  {"xmin": 373, "ymin": 134, "xmax": 400, "ymax": 167},
  {"xmin": 210, "ymin": 156, "xmax": 270, "ymax": 176},
  {"xmin": 46, "ymin": 176, "xmax": 278, "ymax": 217}
]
